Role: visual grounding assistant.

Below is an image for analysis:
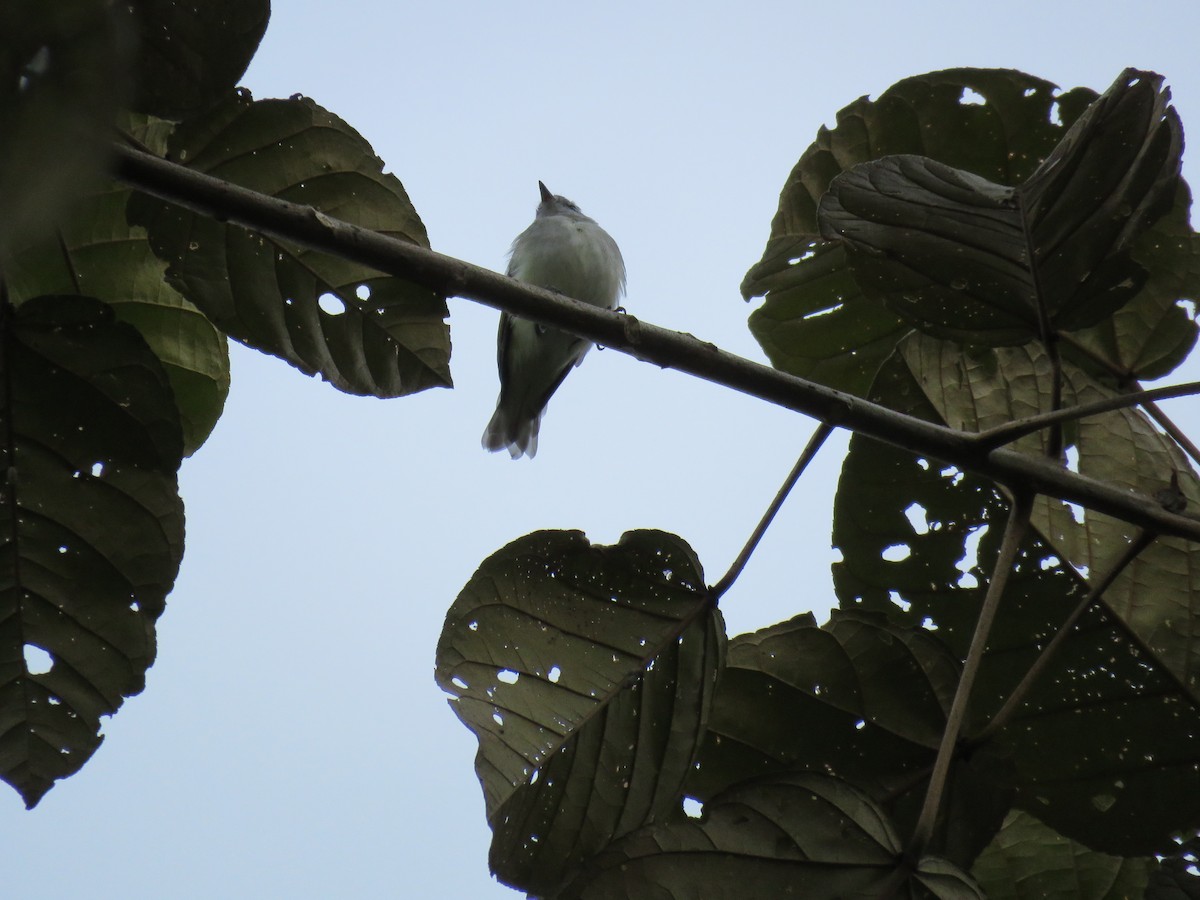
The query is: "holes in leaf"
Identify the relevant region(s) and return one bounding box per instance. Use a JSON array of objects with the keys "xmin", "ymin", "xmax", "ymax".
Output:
[
  {"xmin": 24, "ymin": 644, "xmax": 52, "ymax": 675},
  {"xmin": 682, "ymin": 796, "xmax": 703, "ymax": 818},
  {"xmin": 547, "ymin": 665, "xmax": 561, "ymax": 683},
  {"xmin": 921, "ymin": 616, "xmax": 938, "ymax": 631},
  {"xmin": 356, "ymin": 284, "xmax": 371, "ymax": 300},
  {"xmin": 960, "ymin": 87, "xmax": 986, "ymax": 106},
  {"xmin": 881, "ymin": 543, "xmax": 910, "ymax": 562},
  {"xmin": 956, "ymin": 525, "xmax": 986, "ymax": 589},
  {"xmin": 318, "ymin": 293, "xmax": 346, "ymax": 315},
  {"xmin": 91, "ymin": 461, "xmax": 104, "ymax": 477},
  {"xmin": 889, "ymin": 590, "xmax": 910, "ymax": 612},
  {"xmin": 451, "ymin": 676, "xmax": 469, "ymax": 691},
  {"xmin": 497, "ymin": 669, "xmax": 519, "ymax": 685},
  {"xmin": 904, "ymin": 502, "xmax": 929, "ymax": 535},
  {"xmin": 491, "ymin": 710, "xmax": 504, "ymax": 727},
  {"xmin": 1049, "ymin": 100, "xmax": 1063, "ymax": 126}
]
